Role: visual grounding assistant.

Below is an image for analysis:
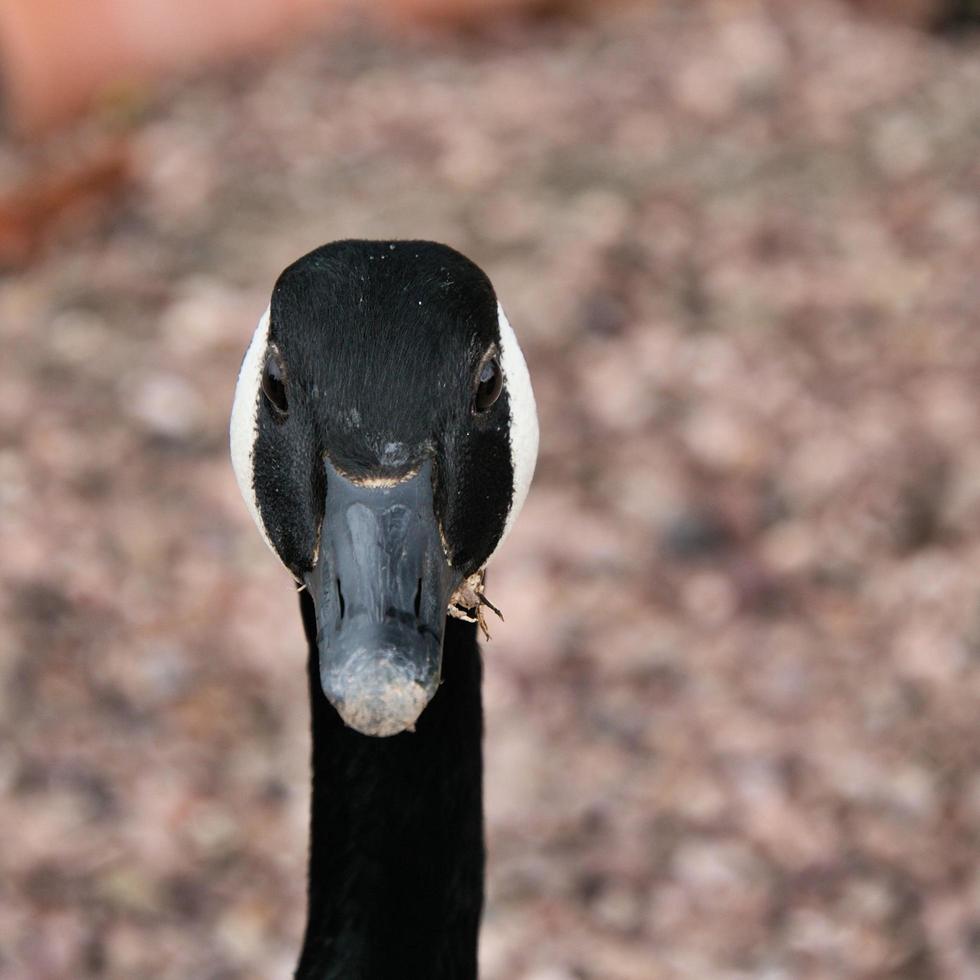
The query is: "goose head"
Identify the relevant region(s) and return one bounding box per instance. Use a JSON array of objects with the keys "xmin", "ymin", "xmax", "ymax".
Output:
[{"xmin": 231, "ymin": 241, "xmax": 538, "ymax": 736}]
